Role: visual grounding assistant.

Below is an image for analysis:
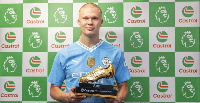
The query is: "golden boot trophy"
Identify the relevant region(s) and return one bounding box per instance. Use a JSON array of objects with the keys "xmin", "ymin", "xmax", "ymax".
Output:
[{"xmin": 75, "ymin": 63, "xmax": 117, "ymax": 98}]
